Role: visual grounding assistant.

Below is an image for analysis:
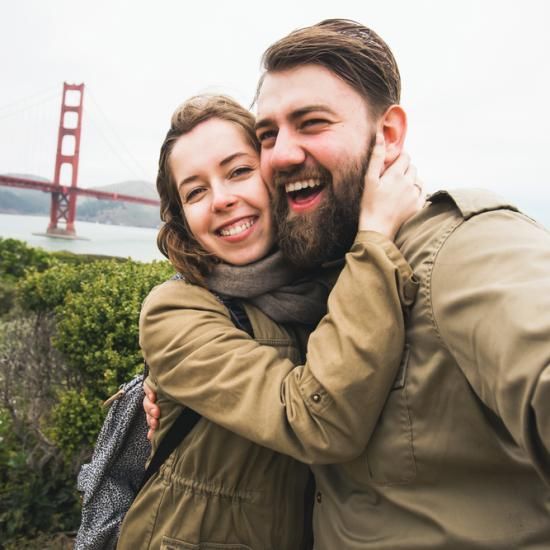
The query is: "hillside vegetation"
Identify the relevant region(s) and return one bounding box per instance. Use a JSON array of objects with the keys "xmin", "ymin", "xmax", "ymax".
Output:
[{"xmin": 0, "ymin": 238, "xmax": 173, "ymax": 548}]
